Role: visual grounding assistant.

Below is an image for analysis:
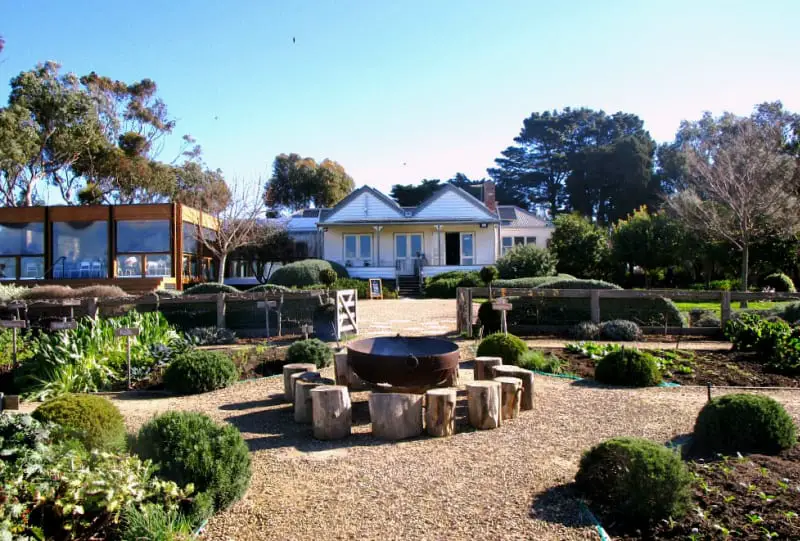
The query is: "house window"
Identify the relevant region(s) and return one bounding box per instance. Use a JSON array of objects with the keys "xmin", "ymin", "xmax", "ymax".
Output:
[
  {"xmin": 502, "ymin": 235, "xmax": 537, "ymax": 253},
  {"xmin": 514, "ymin": 236, "xmax": 524, "ymax": 246},
  {"xmin": 0, "ymin": 222, "xmax": 45, "ymax": 280},
  {"xmin": 526, "ymin": 236, "xmax": 537, "ymax": 246},
  {"xmin": 501, "ymin": 237, "xmax": 513, "ymax": 255},
  {"xmin": 344, "ymin": 234, "xmax": 372, "ymax": 261},
  {"xmin": 53, "ymin": 221, "xmax": 108, "ymax": 279},
  {"xmin": 461, "ymin": 233, "xmax": 474, "ymax": 266}
]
